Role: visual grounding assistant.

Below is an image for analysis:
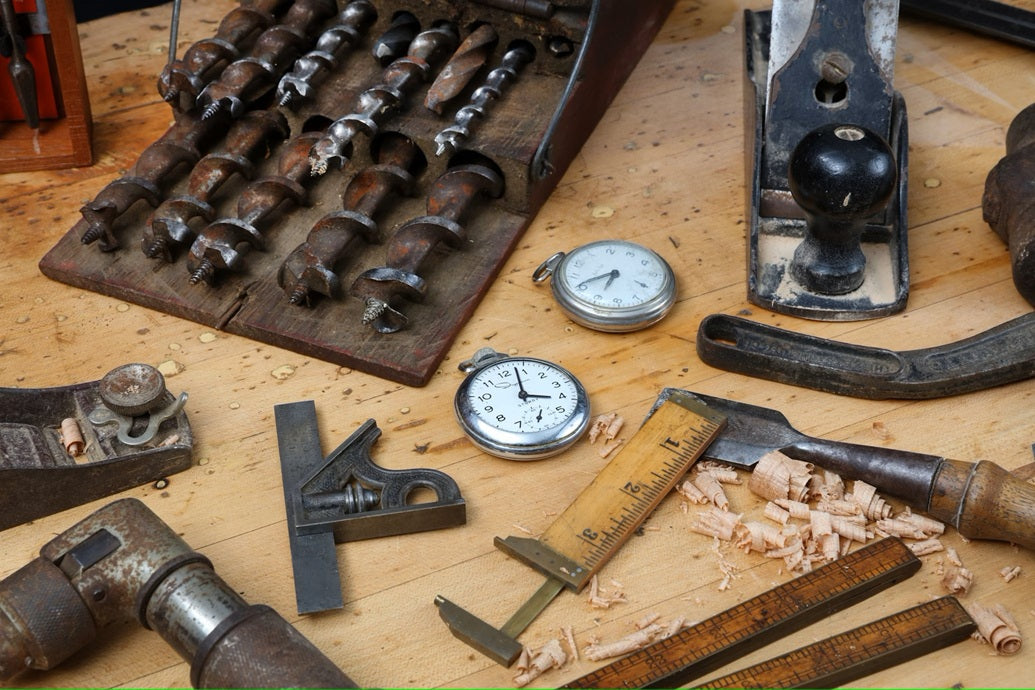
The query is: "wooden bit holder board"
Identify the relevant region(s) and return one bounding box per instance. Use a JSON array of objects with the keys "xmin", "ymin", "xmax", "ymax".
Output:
[
  {"xmin": 0, "ymin": 0, "xmax": 92, "ymax": 172},
  {"xmin": 39, "ymin": 0, "xmax": 674, "ymax": 386}
]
